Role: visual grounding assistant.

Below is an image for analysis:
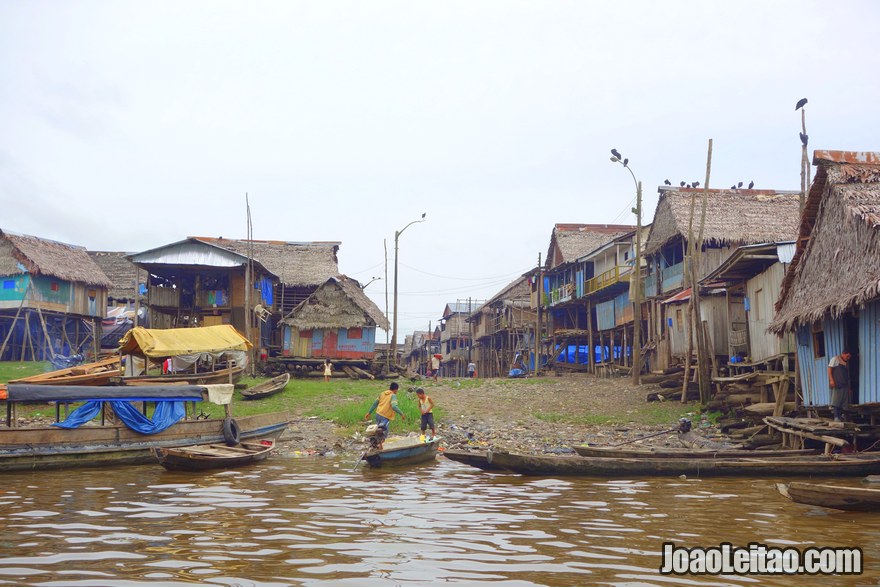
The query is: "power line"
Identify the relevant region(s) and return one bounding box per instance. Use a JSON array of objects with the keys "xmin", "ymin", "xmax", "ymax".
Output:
[{"xmin": 399, "ymin": 262, "xmax": 531, "ymax": 281}]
